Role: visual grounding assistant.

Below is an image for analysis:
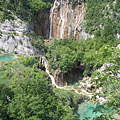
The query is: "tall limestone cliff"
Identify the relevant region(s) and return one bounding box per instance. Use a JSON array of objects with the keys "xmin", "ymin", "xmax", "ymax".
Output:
[
  {"xmin": 36, "ymin": 0, "xmax": 94, "ymax": 40},
  {"xmin": 49, "ymin": 0, "xmax": 93, "ymax": 40}
]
